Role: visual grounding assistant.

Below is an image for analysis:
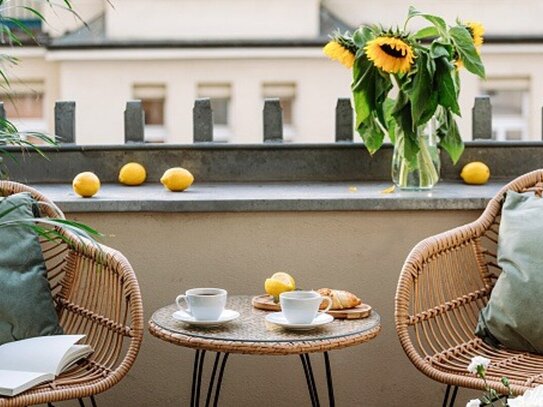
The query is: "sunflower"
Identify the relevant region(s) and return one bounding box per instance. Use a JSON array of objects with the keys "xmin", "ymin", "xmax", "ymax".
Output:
[
  {"xmin": 323, "ymin": 40, "xmax": 356, "ymax": 69},
  {"xmin": 364, "ymin": 36, "xmax": 415, "ymax": 74},
  {"xmin": 466, "ymin": 22, "xmax": 485, "ymax": 48}
]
